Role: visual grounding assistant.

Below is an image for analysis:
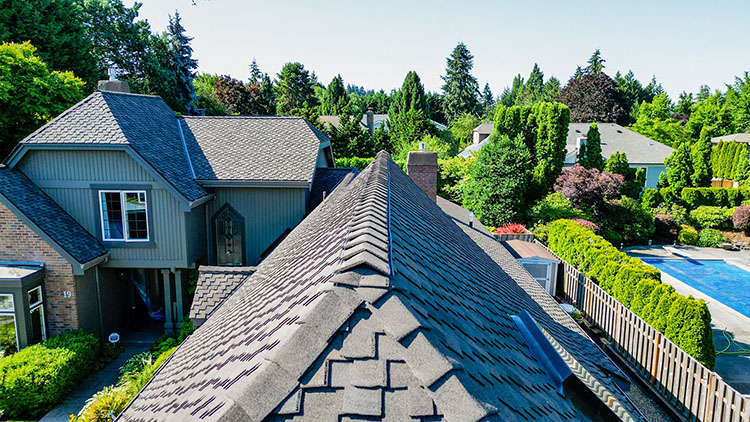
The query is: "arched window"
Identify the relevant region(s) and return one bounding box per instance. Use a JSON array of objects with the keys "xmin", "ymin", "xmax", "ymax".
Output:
[{"xmin": 213, "ymin": 204, "xmax": 244, "ymax": 266}]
